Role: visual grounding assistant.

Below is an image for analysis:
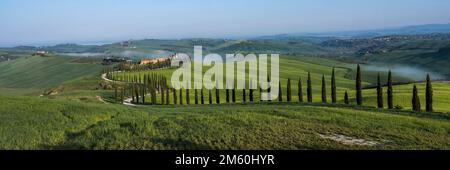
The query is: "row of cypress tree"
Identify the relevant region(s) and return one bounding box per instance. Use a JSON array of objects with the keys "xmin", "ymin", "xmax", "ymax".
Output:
[
  {"xmin": 357, "ymin": 64, "xmax": 433, "ymax": 112},
  {"xmin": 110, "ymin": 64, "xmax": 433, "ymax": 112}
]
